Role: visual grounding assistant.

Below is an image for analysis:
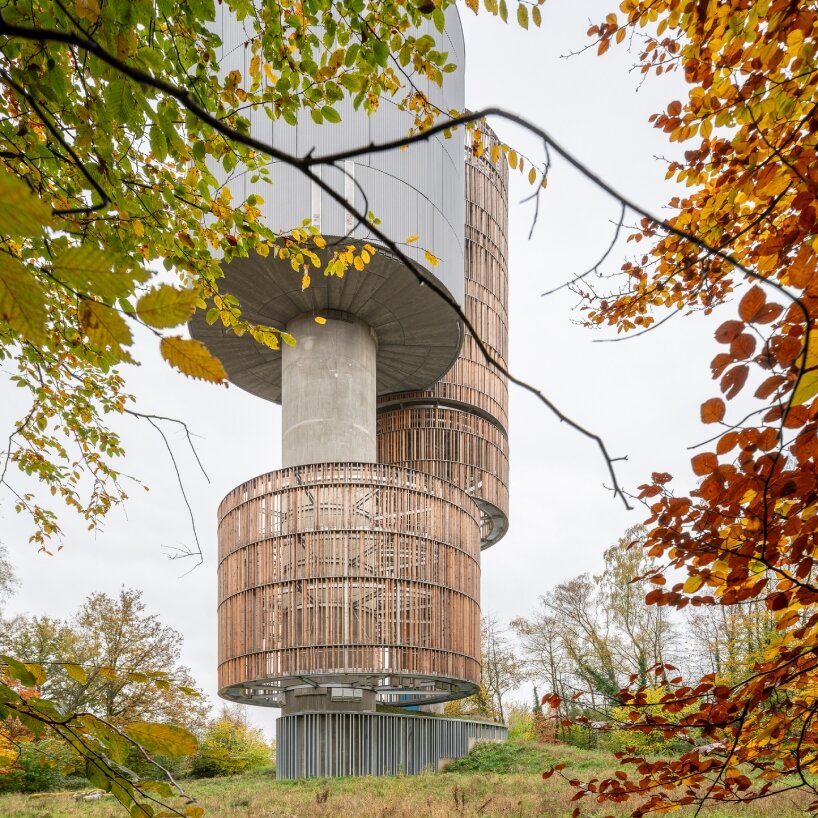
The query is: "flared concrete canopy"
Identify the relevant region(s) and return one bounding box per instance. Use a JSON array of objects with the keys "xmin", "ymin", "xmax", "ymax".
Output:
[{"xmin": 190, "ymin": 241, "xmax": 464, "ymax": 403}]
